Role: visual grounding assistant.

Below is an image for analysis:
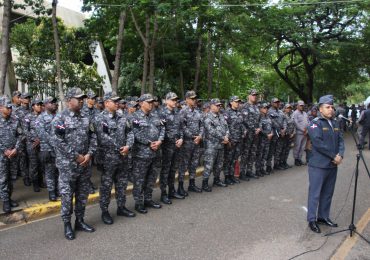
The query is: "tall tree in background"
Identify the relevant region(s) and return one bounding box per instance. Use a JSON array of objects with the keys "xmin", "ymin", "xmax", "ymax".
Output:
[
  {"xmin": 0, "ymin": 0, "xmax": 11, "ymax": 95},
  {"xmin": 0, "ymin": 0, "xmax": 47, "ymax": 94},
  {"xmin": 111, "ymin": 9, "xmax": 126, "ymax": 93},
  {"xmin": 51, "ymin": 0, "xmax": 64, "ymax": 105}
]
